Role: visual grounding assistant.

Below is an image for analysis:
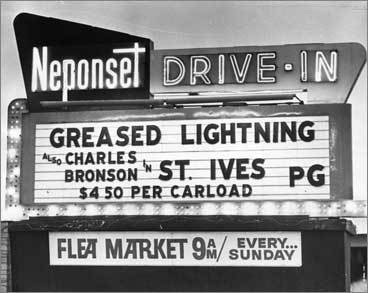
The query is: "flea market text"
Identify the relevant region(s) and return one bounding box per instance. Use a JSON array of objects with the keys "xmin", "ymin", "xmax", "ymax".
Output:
[
  {"xmin": 49, "ymin": 231, "xmax": 302, "ymax": 266},
  {"xmin": 33, "ymin": 115, "xmax": 330, "ymax": 203}
]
